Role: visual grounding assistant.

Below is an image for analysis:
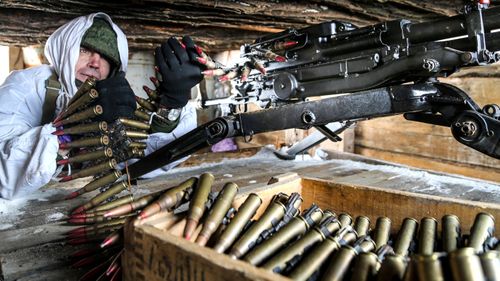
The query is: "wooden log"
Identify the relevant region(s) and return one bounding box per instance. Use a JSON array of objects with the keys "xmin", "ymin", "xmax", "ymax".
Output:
[{"xmin": 0, "ymin": 0, "xmax": 469, "ymax": 53}]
